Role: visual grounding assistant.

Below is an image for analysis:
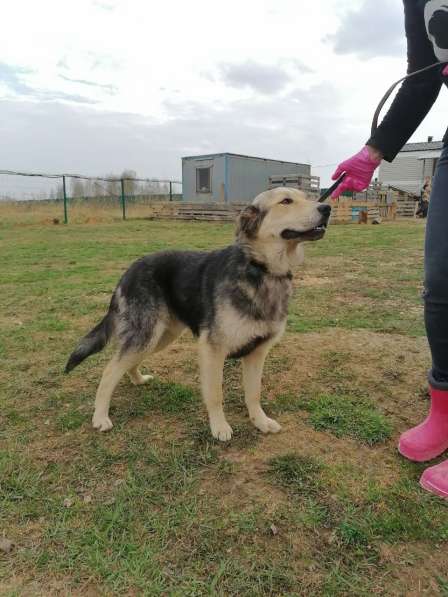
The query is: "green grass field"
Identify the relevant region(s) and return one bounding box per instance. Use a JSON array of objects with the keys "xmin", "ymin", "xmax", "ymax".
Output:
[{"xmin": 1, "ymin": 212, "xmax": 448, "ymax": 595}]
